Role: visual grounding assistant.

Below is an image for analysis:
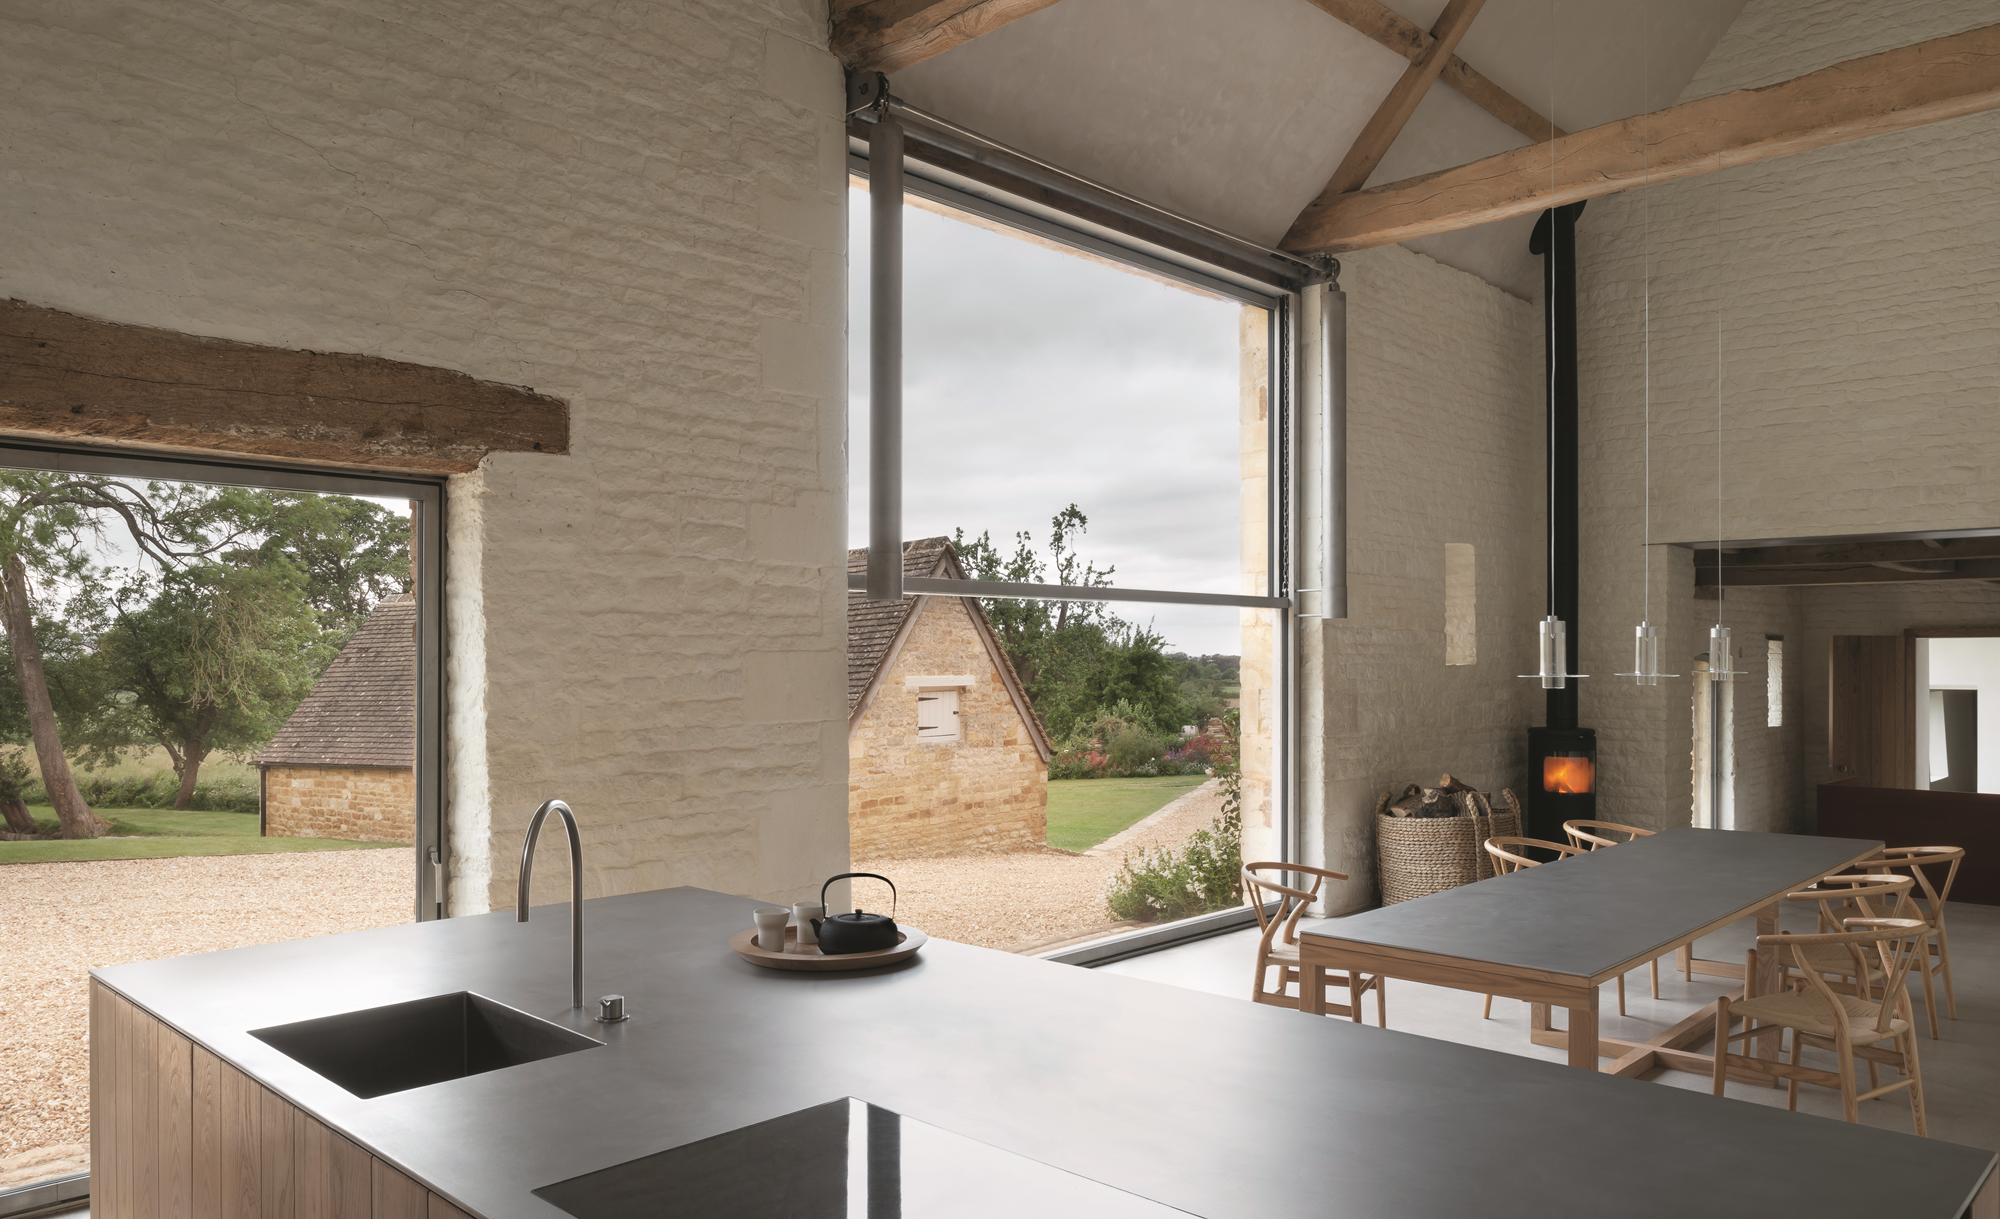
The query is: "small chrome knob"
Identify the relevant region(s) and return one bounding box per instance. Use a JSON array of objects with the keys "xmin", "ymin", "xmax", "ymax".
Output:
[{"xmin": 596, "ymin": 994, "xmax": 628, "ymax": 1023}]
